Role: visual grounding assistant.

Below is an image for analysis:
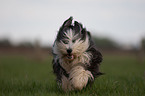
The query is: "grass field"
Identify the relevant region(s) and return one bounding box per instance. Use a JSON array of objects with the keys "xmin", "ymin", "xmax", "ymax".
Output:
[{"xmin": 0, "ymin": 54, "xmax": 145, "ymax": 96}]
